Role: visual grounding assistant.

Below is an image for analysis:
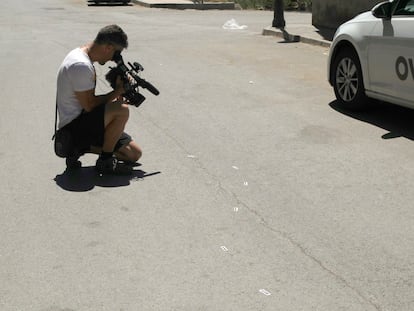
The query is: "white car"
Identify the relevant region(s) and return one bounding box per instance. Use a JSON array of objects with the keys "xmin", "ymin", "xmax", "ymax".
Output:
[{"xmin": 328, "ymin": 0, "xmax": 414, "ymax": 110}]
